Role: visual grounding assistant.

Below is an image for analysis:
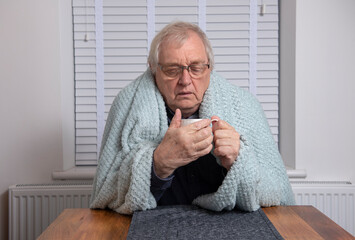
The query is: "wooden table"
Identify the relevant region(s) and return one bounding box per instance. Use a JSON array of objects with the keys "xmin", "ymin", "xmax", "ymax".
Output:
[{"xmin": 38, "ymin": 206, "xmax": 354, "ymax": 240}]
